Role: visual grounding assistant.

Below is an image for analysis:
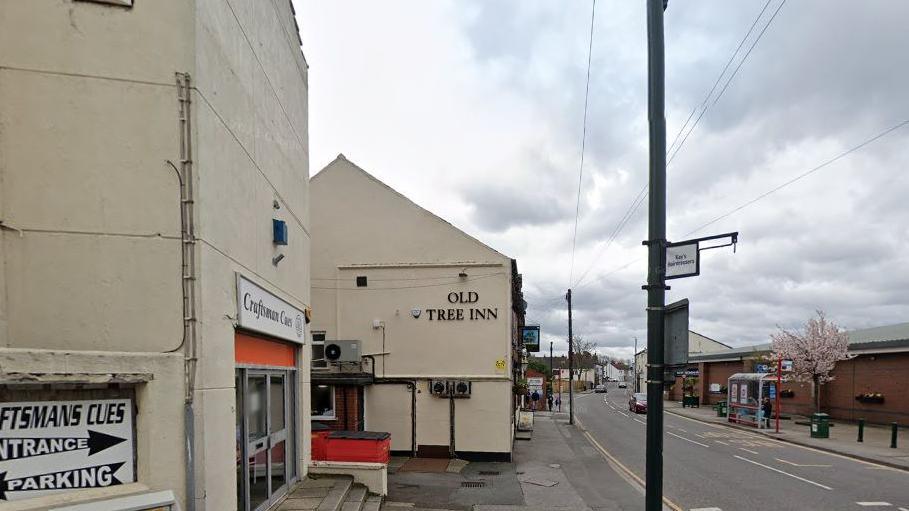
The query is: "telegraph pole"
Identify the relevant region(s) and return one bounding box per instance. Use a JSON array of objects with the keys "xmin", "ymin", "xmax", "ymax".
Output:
[
  {"xmin": 566, "ymin": 289, "xmax": 574, "ymax": 425},
  {"xmin": 644, "ymin": 1, "xmax": 667, "ymax": 510},
  {"xmin": 634, "ymin": 336, "xmax": 639, "ymax": 393}
]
